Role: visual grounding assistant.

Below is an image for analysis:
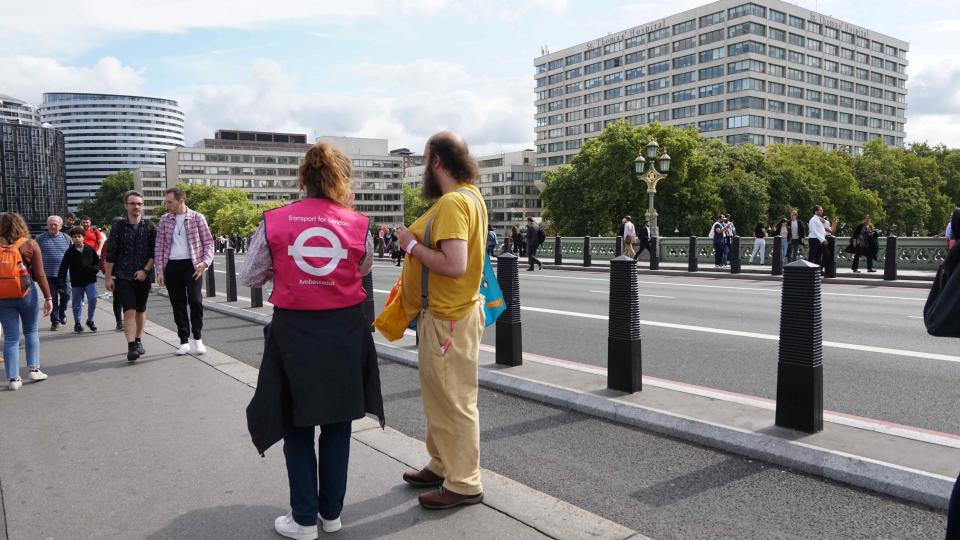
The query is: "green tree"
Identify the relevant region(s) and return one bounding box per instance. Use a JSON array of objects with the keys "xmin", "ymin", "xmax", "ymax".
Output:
[
  {"xmin": 403, "ymin": 184, "xmax": 431, "ymax": 226},
  {"xmin": 716, "ymin": 167, "xmax": 769, "ymax": 231},
  {"xmin": 76, "ymin": 171, "xmax": 135, "ymax": 226}
]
